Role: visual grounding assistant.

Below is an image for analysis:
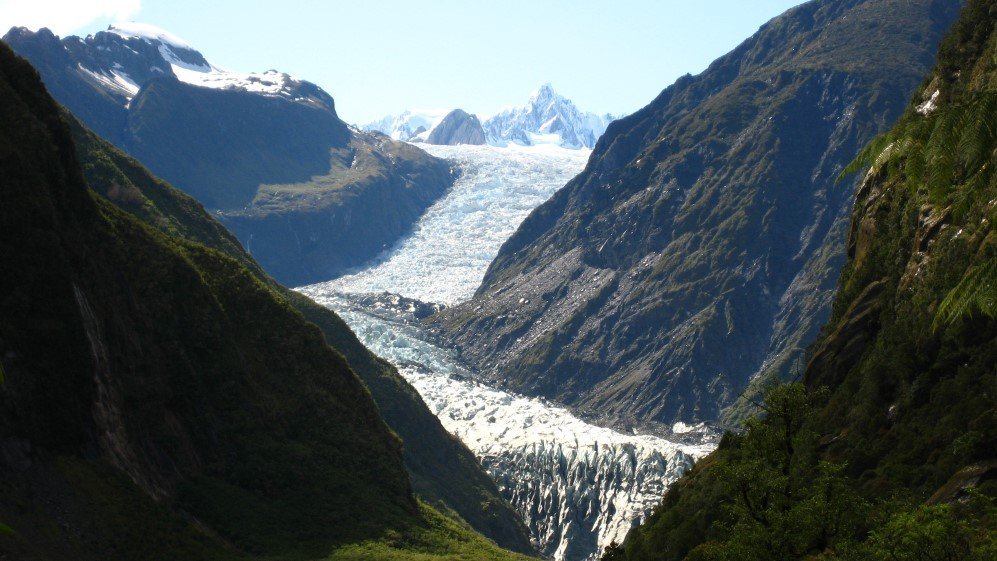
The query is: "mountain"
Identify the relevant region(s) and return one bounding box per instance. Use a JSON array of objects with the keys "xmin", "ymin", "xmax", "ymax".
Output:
[
  {"xmin": 367, "ymin": 109, "xmax": 451, "ymax": 142},
  {"xmin": 426, "ymin": 109, "xmax": 487, "ymax": 145},
  {"xmin": 608, "ymin": 2, "xmax": 996, "ymax": 558},
  {"xmin": 2, "ymin": 23, "xmax": 455, "ymax": 286},
  {"xmin": 0, "ymin": 41, "xmax": 530, "ymax": 561},
  {"xmin": 430, "ymin": 0, "xmax": 962, "ymax": 430},
  {"xmin": 483, "ymin": 84, "xmax": 614, "ymax": 149},
  {"xmin": 65, "ymin": 115, "xmax": 536, "ymax": 555},
  {"xmin": 363, "ymin": 84, "xmax": 614, "ymax": 149}
]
